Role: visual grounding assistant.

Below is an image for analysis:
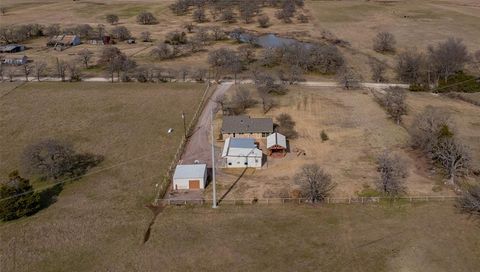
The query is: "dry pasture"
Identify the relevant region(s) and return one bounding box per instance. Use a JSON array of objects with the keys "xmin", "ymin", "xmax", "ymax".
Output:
[
  {"xmin": 213, "ymin": 85, "xmax": 480, "ymax": 200},
  {"xmin": 0, "ymin": 82, "xmax": 205, "ymax": 271}
]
